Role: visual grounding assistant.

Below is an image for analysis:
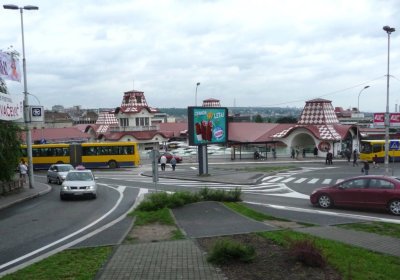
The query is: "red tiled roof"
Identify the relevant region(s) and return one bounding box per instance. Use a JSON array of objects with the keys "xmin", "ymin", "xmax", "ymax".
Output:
[
  {"xmin": 102, "ymin": 131, "xmax": 172, "ymax": 141},
  {"xmin": 20, "ymin": 127, "xmax": 91, "ymax": 143},
  {"xmin": 159, "ymin": 122, "xmax": 188, "ymax": 137}
]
